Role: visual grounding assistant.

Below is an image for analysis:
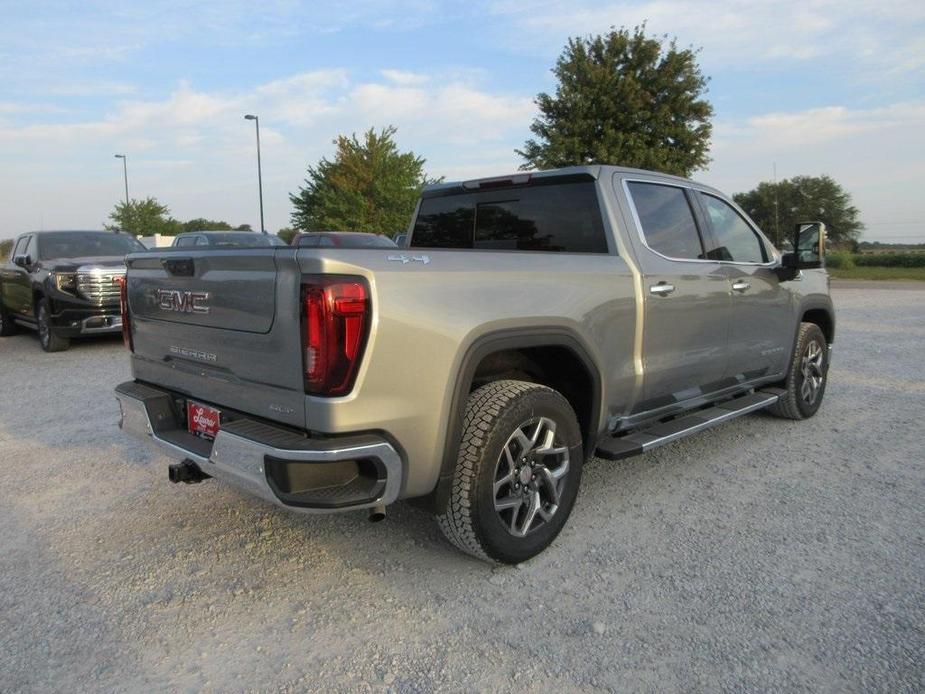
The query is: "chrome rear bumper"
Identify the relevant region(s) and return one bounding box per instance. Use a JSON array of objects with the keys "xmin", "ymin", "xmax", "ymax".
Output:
[{"xmin": 114, "ymin": 381, "xmax": 402, "ymax": 513}]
